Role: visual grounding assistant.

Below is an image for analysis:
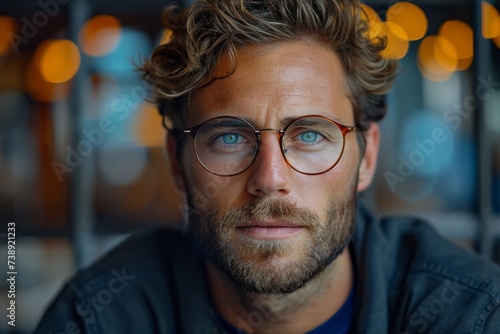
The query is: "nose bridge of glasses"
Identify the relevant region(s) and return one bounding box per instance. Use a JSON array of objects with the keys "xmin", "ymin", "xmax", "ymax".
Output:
[
  {"xmin": 252, "ymin": 128, "xmax": 289, "ymax": 173},
  {"xmin": 256, "ymin": 128, "xmax": 285, "ymax": 139},
  {"xmin": 255, "ymin": 129, "xmax": 286, "ymax": 152}
]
